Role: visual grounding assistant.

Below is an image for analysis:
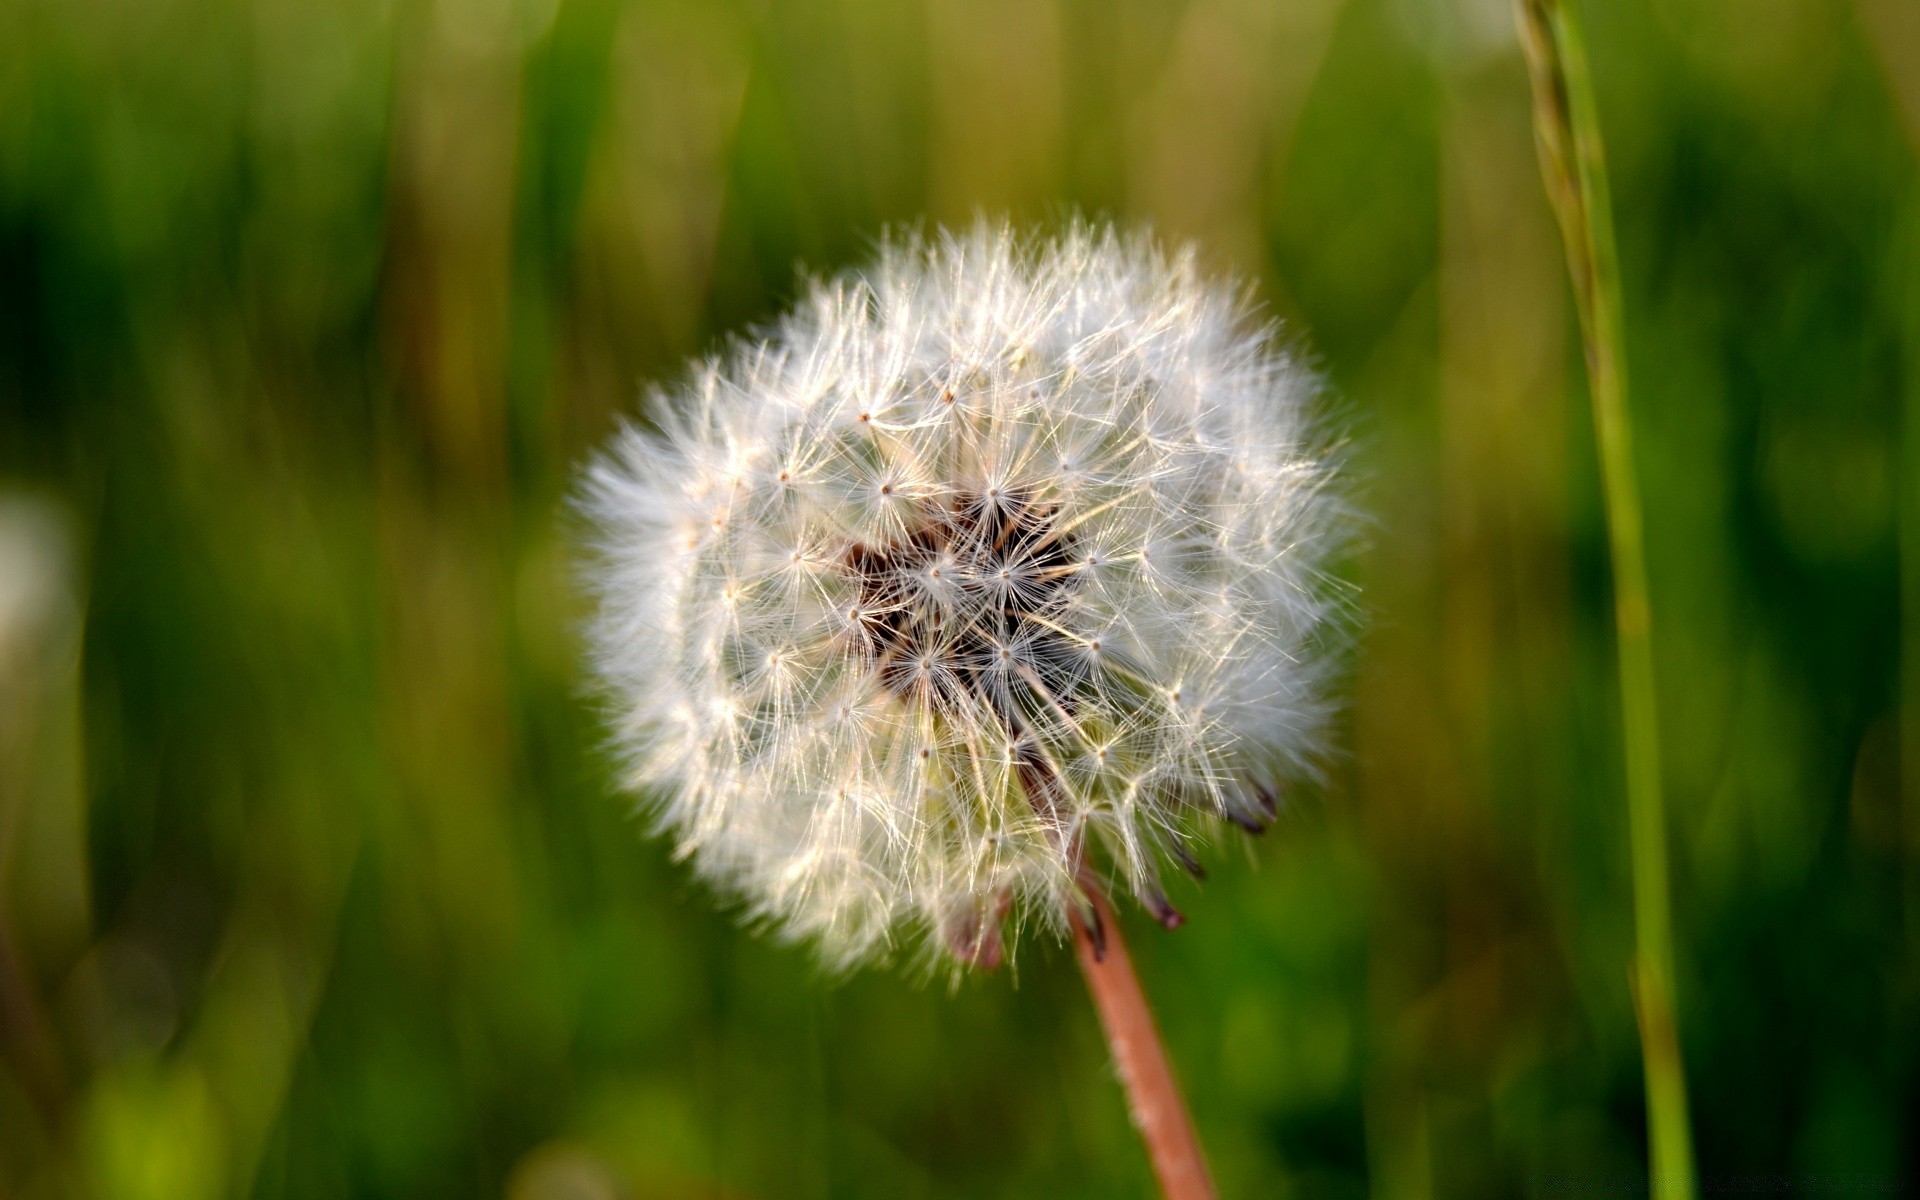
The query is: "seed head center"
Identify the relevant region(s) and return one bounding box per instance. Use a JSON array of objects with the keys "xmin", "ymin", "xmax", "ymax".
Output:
[{"xmin": 841, "ymin": 491, "xmax": 1081, "ymax": 708}]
